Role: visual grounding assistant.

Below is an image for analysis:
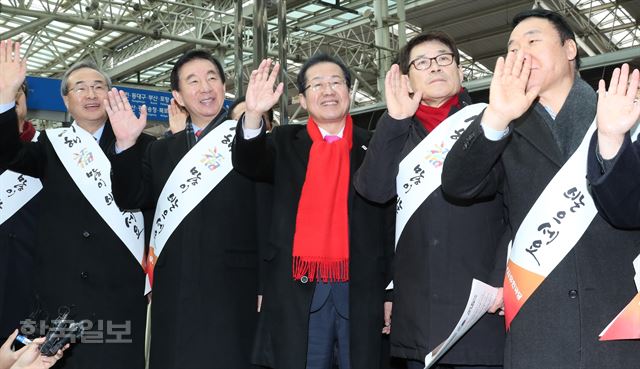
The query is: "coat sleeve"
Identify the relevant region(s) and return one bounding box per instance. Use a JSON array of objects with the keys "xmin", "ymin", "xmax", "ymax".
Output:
[
  {"xmin": 231, "ymin": 118, "xmax": 275, "ymax": 183},
  {"xmin": 353, "ymin": 112, "xmax": 412, "ymax": 203},
  {"xmin": 109, "ymin": 134, "xmax": 157, "ymax": 211},
  {"xmin": 0, "ymin": 107, "xmax": 47, "ymax": 178},
  {"xmin": 587, "ymin": 131, "xmax": 640, "ymax": 229},
  {"xmin": 441, "ymin": 114, "xmax": 510, "ymax": 200}
]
